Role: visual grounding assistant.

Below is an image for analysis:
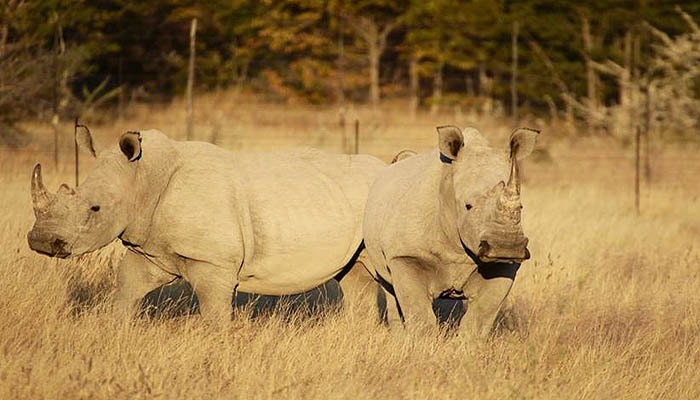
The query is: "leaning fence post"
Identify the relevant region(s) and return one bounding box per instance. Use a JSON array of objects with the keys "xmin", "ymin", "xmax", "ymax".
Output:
[
  {"xmin": 74, "ymin": 117, "xmax": 79, "ymax": 187},
  {"xmin": 635, "ymin": 125, "xmax": 641, "ymax": 215},
  {"xmin": 354, "ymin": 119, "xmax": 359, "ymax": 154}
]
